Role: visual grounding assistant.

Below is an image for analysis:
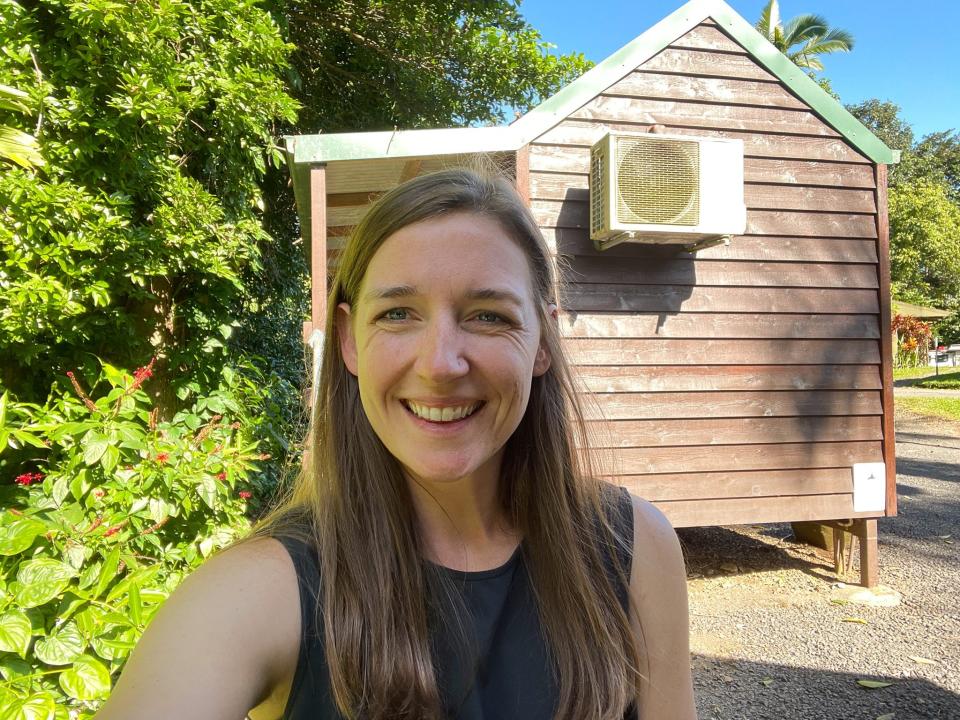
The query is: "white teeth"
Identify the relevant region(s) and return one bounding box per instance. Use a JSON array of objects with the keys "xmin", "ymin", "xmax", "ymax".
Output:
[{"xmin": 406, "ymin": 401, "xmax": 480, "ymax": 423}]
